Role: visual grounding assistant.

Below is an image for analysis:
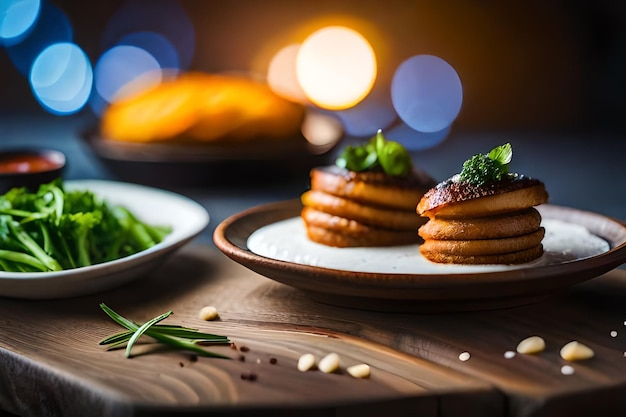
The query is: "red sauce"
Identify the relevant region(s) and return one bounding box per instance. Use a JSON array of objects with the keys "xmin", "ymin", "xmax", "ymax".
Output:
[{"xmin": 0, "ymin": 154, "xmax": 62, "ymax": 174}]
